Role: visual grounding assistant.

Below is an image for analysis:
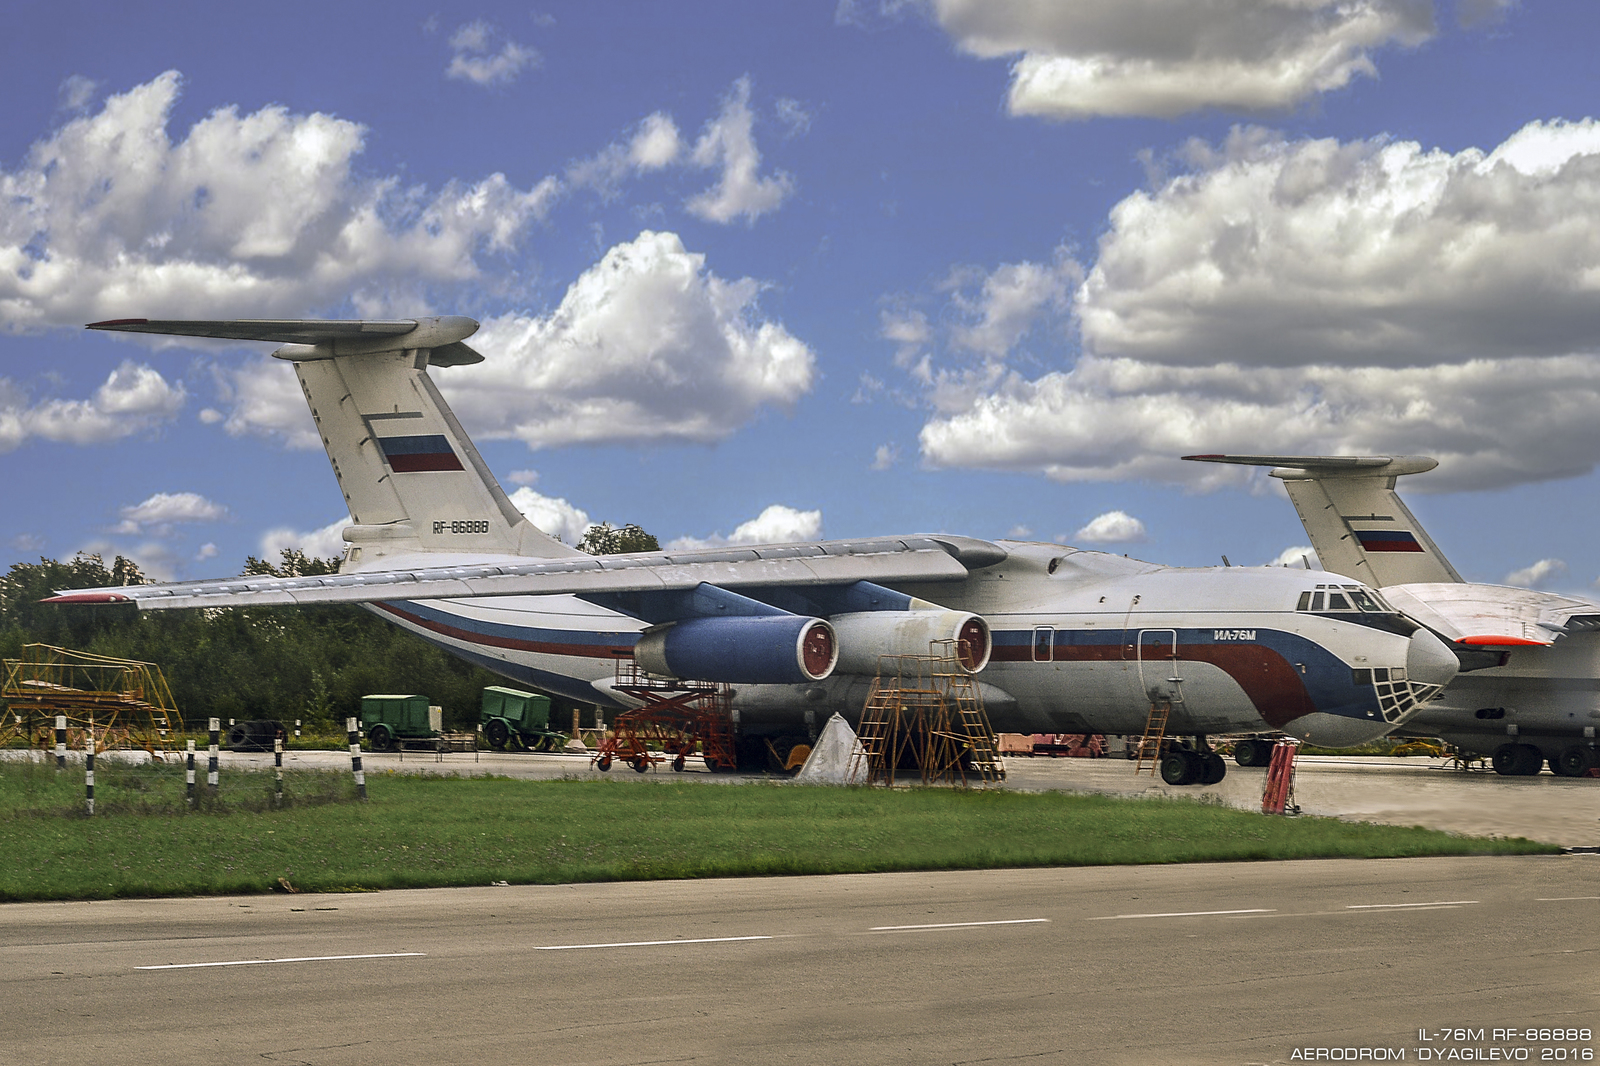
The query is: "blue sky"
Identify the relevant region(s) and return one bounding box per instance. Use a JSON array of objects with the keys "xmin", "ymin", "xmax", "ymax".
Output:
[{"xmin": 4, "ymin": 0, "xmax": 1600, "ymax": 594}]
